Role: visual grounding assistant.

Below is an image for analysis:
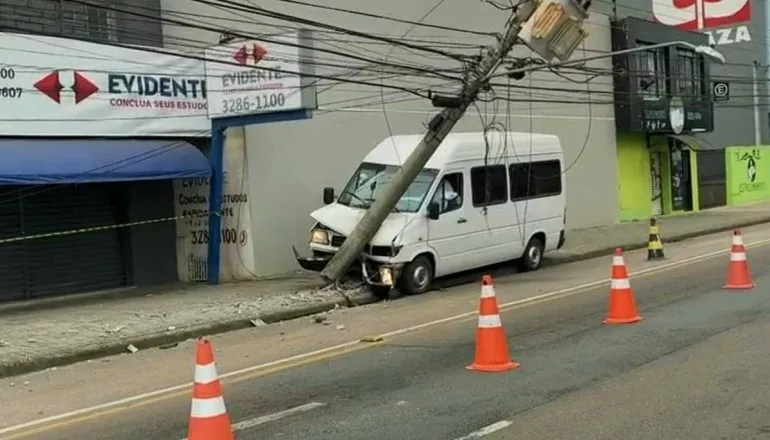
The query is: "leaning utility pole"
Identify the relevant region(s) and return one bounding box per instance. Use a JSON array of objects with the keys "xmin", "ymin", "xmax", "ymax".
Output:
[{"xmin": 320, "ymin": 0, "xmax": 591, "ymax": 282}]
